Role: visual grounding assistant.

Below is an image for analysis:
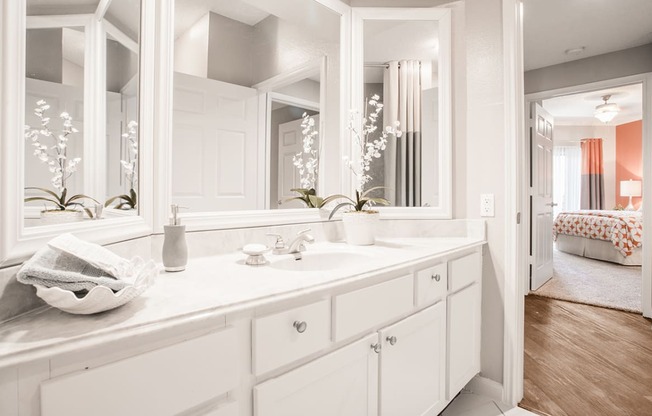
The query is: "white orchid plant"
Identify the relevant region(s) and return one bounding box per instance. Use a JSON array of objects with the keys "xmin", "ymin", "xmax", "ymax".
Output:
[
  {"xmin": 24, "ymin": 100, "xmax": 98, "ymax": 214},
  {"xmin": 286, "ymin": 112, "xmax": 325, "ymax": 208},
  {"xmin": 105, "ymin": 120, "xmax": 138, "ymax": 209},
  {"xmin": 327, "ymin": 94, "xmax": 402, "ymax": 219}
]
